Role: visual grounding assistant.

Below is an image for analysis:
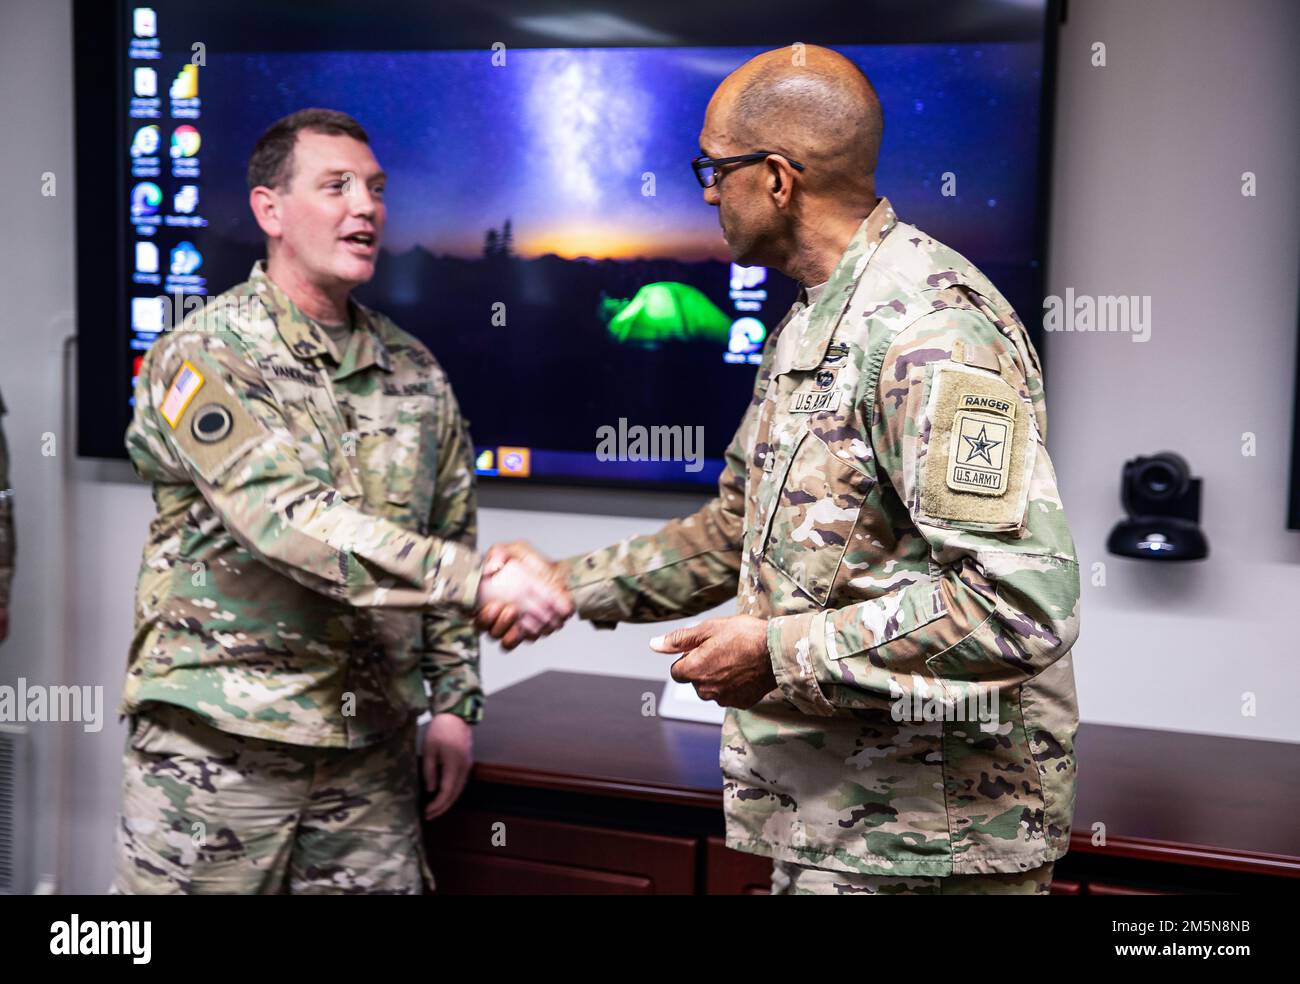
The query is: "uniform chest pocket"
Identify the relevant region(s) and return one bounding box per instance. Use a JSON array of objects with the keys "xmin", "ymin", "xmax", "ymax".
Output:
[
  {"xmin": 262, "ymin": 376, "xmax": 354, "ymax": 491},
  {"xmin": 761, "ymin": 427, "xmax": 875, "ymax": 607},
  {"xmin": 359, "ymin": 395, "xmax": 437, "ymax": 529}
]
